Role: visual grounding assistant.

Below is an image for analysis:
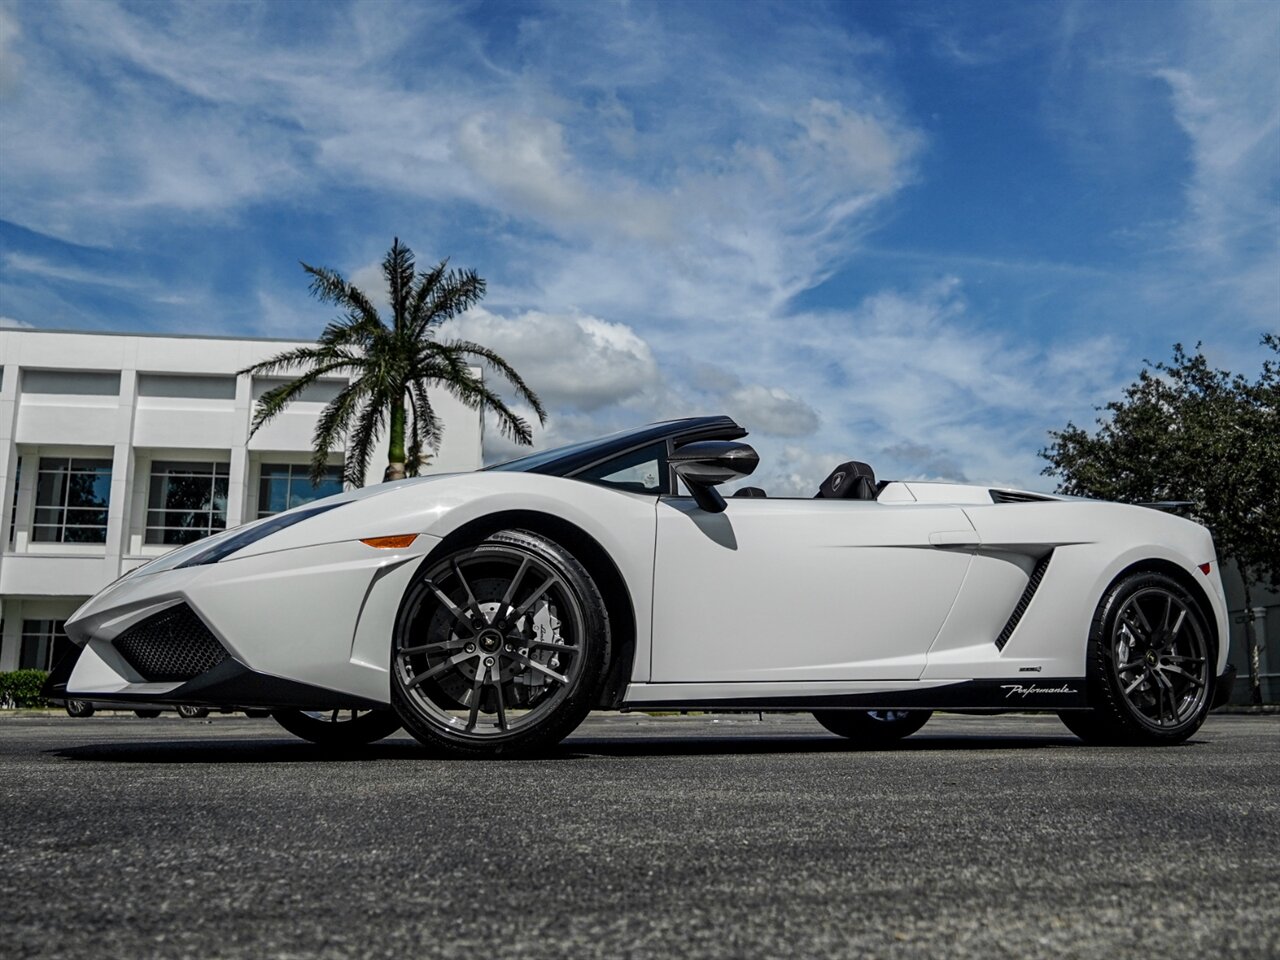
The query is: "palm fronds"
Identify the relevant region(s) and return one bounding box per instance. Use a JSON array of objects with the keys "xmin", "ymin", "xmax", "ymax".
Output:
[{"xmin": 244, "ymin": 239, "xmax": 545, "ymax": 487}]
